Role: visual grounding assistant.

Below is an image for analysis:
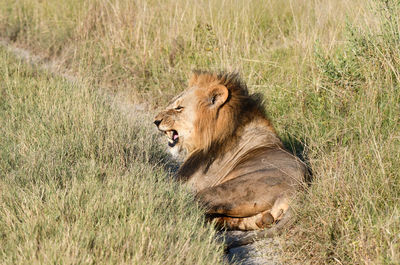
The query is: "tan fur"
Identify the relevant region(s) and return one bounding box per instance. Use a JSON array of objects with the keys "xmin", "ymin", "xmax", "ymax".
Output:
[{"xmin": 154, "ymin": 71, "xmax": 306, "ymax": 231}]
